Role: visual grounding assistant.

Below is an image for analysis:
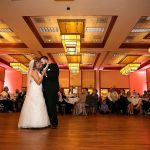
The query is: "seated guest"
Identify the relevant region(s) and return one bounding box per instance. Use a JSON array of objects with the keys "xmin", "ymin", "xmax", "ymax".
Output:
[
  {"xmin": 58, "ymin": 88, "xmax": 74, "ymax": 115},
  {"xmin": 132, "ymin": 90, "xmax": 139, "ymax": 98},
  {"xmin": 15, "ymin": 88, "xmax": 26, "ymax": 111},
  {"xmin": 127, "ymin": 92, "xmax": 143, "ymax": 114},
  {"xmin": 1, "ymin": 86, "xmax": 10, "ymax": 99},
  {"xmin": 141, "ymin": 91, "xmax": 150, "ymax": 114},
  {"xmin": 107, "ymin": 88, "xmax": 119, "ymax": 113},
  {"xmin": 100, "ymin": 98, "xmax": 110, "ymax": 114},
  {"xmin": 58, "ymin": 88, "xmax": 67, "ymax": 115},
  {"xmin": 19, "ymin": 88, "xmax": 26, "ymax": 102},
  {"xmin": 14, "ymin": 89, "xmax": 20, "ymax": 98},
  {"xmin": 14, "ymin": 89, "xmax": 20, "ymax": 112},
  {"xmin": 0, "ymin": 91, "xmax": 6, "ymax": 111},
  {"xmin": 126, "ymin": 91, "xmax": 133, "ymax": 115},
  {"xmin": 74, "ymin": 89, "xmax": 88, "ymax": 115},
  {"xmin": 0, "ymin": 86, "xmax": 14, "ymax": 112}
]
